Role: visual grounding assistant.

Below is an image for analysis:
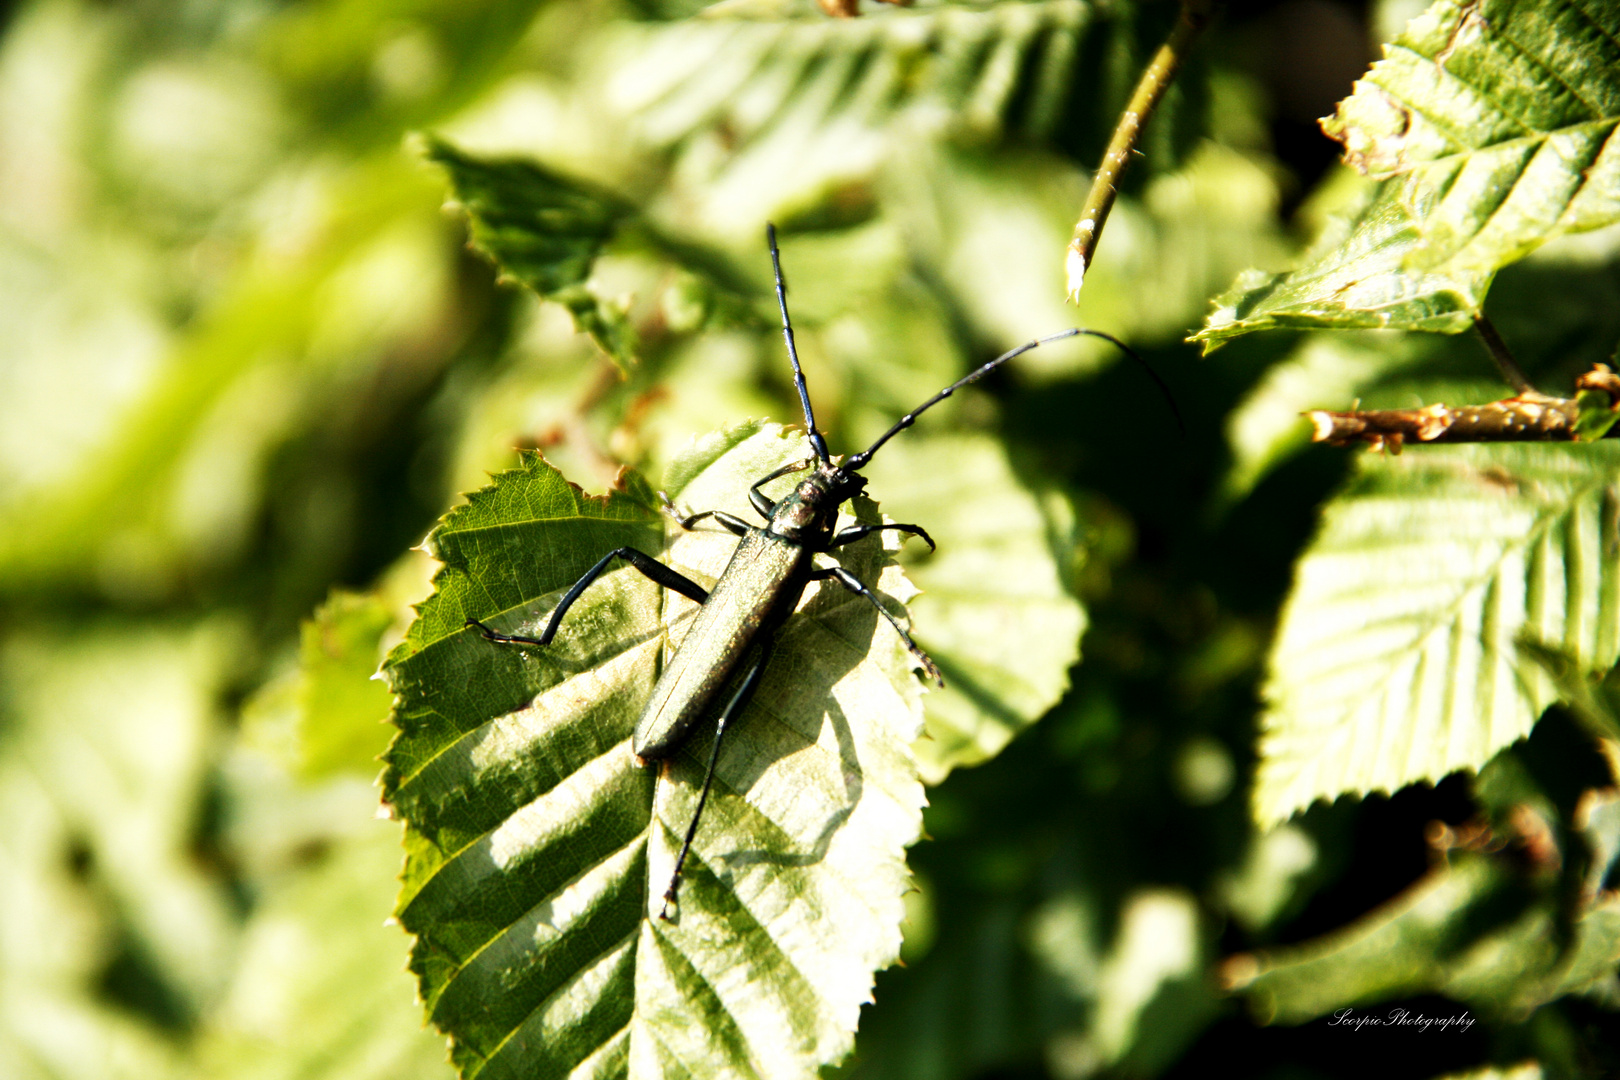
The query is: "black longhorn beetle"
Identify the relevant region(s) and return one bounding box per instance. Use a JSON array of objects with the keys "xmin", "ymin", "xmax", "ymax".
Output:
[{"xmin": 467, "ymin": 223, "xmax": 1175, "ymax": 920}]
